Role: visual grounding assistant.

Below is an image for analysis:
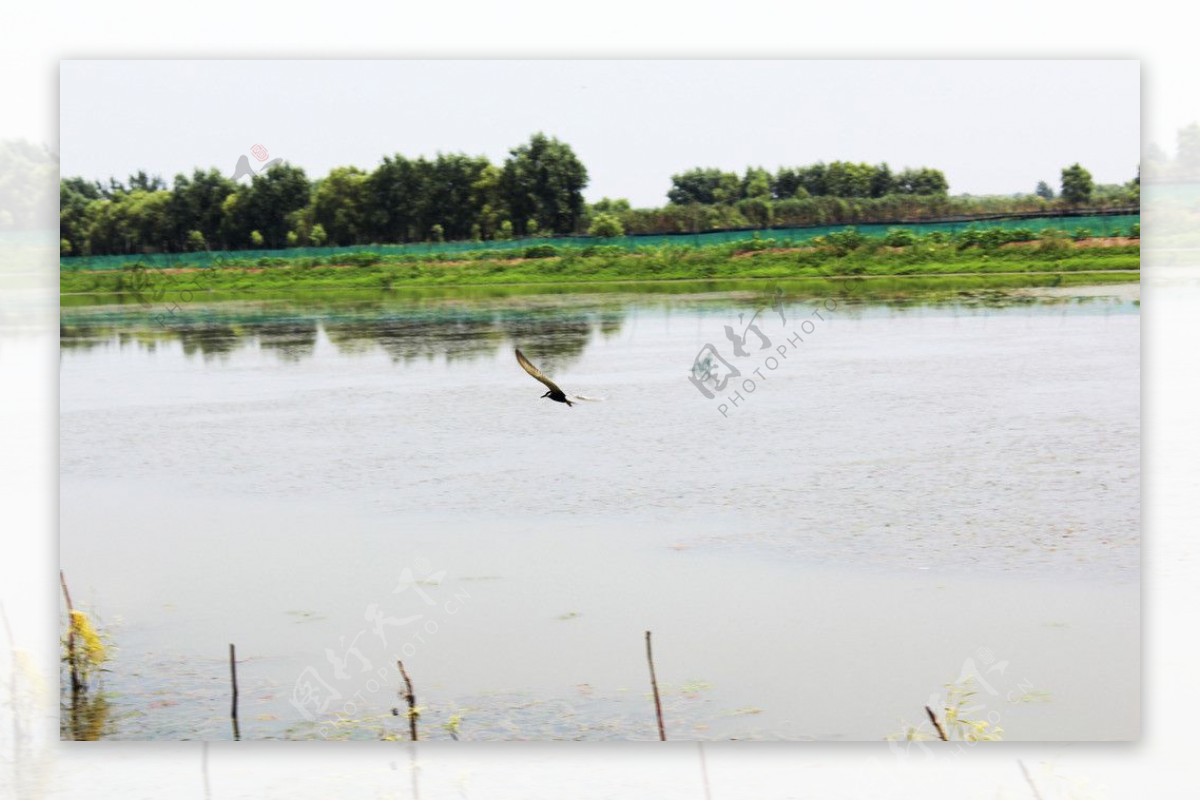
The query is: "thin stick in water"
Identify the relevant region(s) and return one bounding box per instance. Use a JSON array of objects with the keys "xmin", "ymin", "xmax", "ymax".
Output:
[
  {"xmin": 229, "ymin": 643, "xmax": 240, "ymax": 741},
  {"xmin": 1018, "ymin": 759, "xmax": 1043, "ymax": 800},
  {"xmin": 924, "ymin": 705, "xmax": 948, "ymax": 742},
  {"xmin": 59, "ymin": 570, "xmax": 82, "ymax": 695},
  {"xmin": 645, "ymin": 630, "xmax": 666, "ymax": 741},
  {"xmin": 2, "ymin": 603, "xmax": 23, "ymax": 762},
  {"xmin": 397, "ymin": 660, "xmax": 418, "ymax": 742},
  {"xmin": 201, "ymin": 741, "xmax": 211, "ymax": 799}
]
